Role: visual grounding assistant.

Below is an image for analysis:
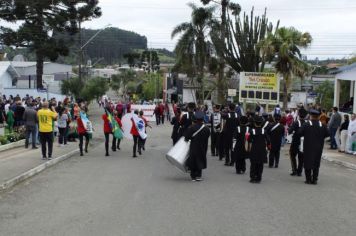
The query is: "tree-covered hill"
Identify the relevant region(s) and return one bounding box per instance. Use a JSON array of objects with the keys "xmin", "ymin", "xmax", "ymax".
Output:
[{"xmin": 4, "ymin": 27, "xmax": 148, "ymax": 65}]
